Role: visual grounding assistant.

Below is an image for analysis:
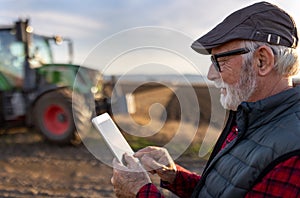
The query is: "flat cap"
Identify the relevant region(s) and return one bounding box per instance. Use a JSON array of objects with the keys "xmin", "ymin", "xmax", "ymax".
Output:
[{"xmin": 191, "ymin": 1, "xmax": 298, "ymax": 54}]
